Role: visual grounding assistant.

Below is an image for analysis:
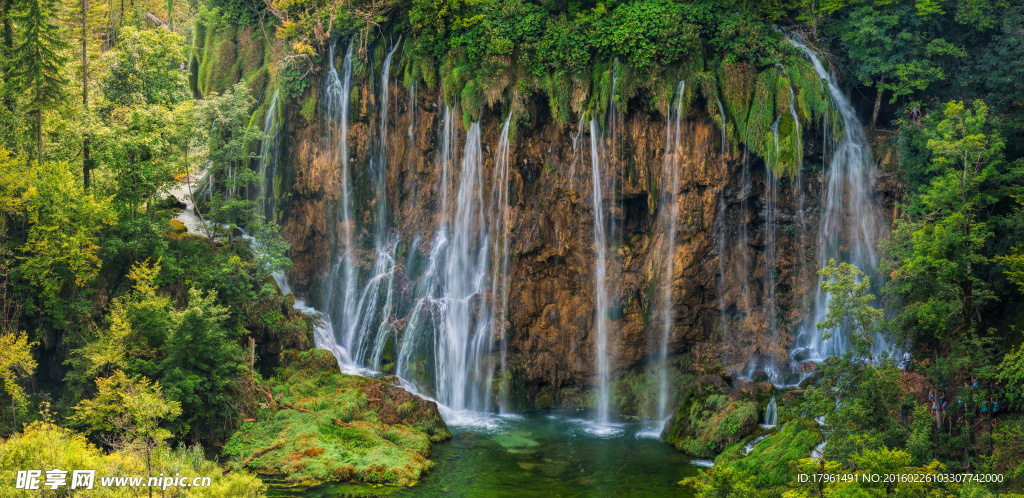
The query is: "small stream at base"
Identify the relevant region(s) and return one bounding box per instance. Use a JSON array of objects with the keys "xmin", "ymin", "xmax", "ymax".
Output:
[{"xmin": 267, "ymin": 410, "xmax": 700, "ymax": 497}]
